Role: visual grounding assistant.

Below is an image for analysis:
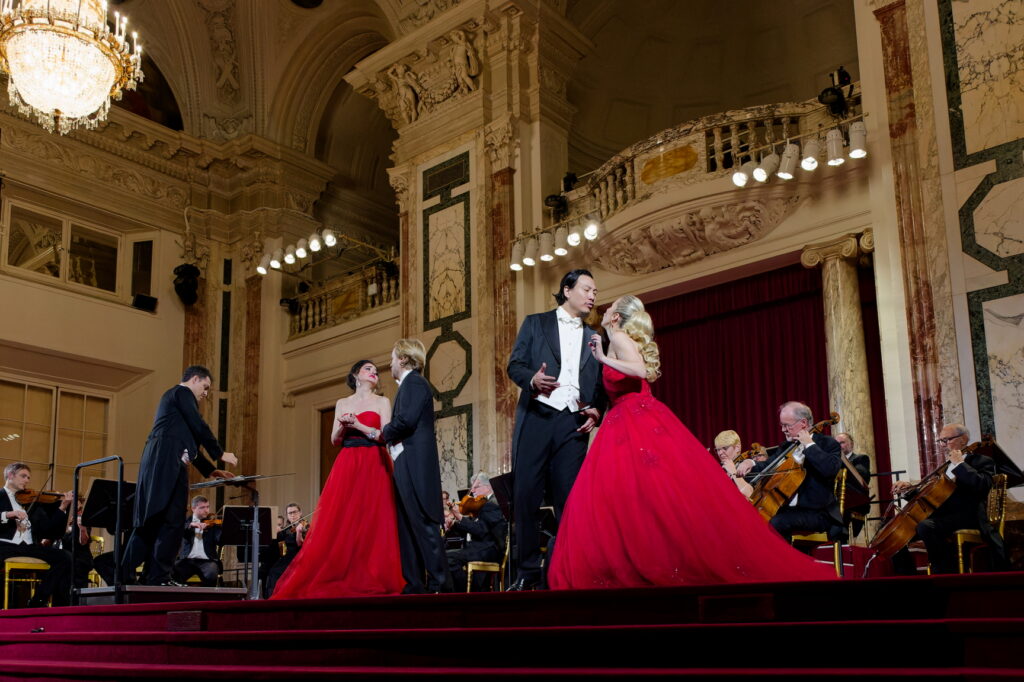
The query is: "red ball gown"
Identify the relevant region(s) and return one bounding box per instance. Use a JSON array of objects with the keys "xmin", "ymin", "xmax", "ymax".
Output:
[
  {"xmin": 548, "ymin": 366, "xmax": 837, "ymax": 588},
  {"xmin": 270, "ymin": 412, "xmax": 405, "ymax": 598}
]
